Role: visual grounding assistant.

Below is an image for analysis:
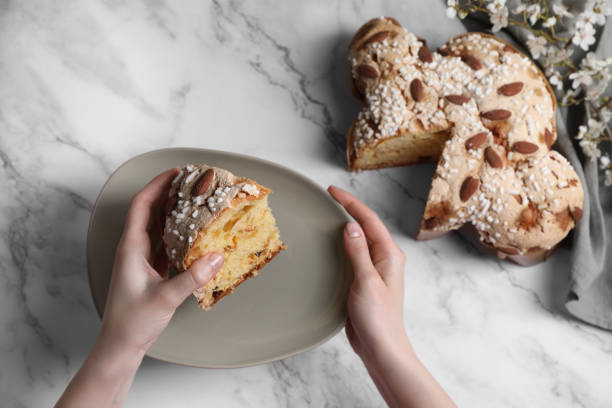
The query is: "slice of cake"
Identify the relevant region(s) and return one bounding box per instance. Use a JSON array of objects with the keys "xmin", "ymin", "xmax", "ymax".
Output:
[{"xmin": 163, "ymin": 164, "xmax": 286, "ymax": 310}]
